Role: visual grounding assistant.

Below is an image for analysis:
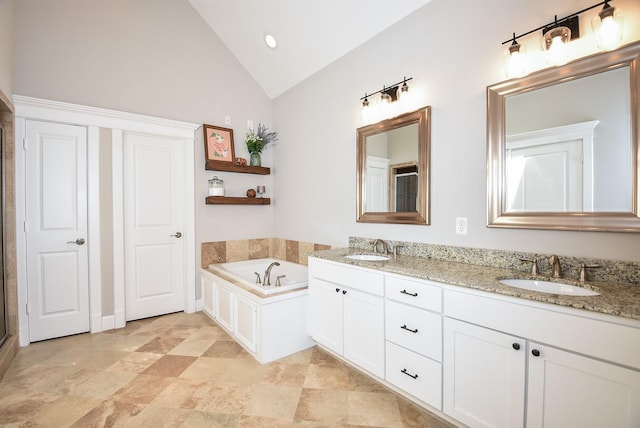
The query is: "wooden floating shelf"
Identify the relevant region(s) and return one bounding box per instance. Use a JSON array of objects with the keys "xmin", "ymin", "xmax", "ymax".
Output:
[
  {"xmin": 205, "ymin": 196, "xmax": 271, "ymax": 205},
  {"xmin": 205, "ymin": 160, "xmax": 270, "ymax": 175}
]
